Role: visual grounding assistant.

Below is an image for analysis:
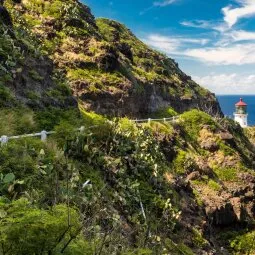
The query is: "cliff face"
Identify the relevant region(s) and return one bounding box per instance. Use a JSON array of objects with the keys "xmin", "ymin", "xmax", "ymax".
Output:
[
  {"xmin": 1, "ymin": 0, "xmax": 222, "ymax": 117},
  {"xmin": 0, "ymin": 2, "xmax": 76, "ymax": 109}
]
